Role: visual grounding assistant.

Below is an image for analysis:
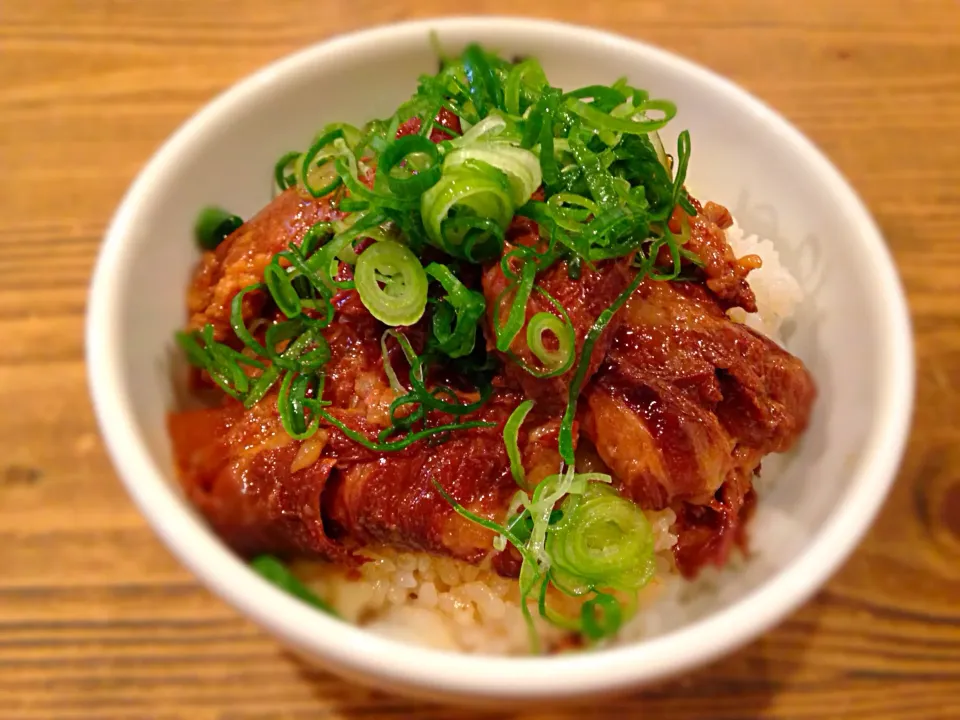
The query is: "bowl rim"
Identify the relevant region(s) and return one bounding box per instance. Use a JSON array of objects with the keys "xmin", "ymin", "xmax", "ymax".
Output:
[{"xmin": 86, "ymin": 15, "xmax": 914, "ymax": 700}]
